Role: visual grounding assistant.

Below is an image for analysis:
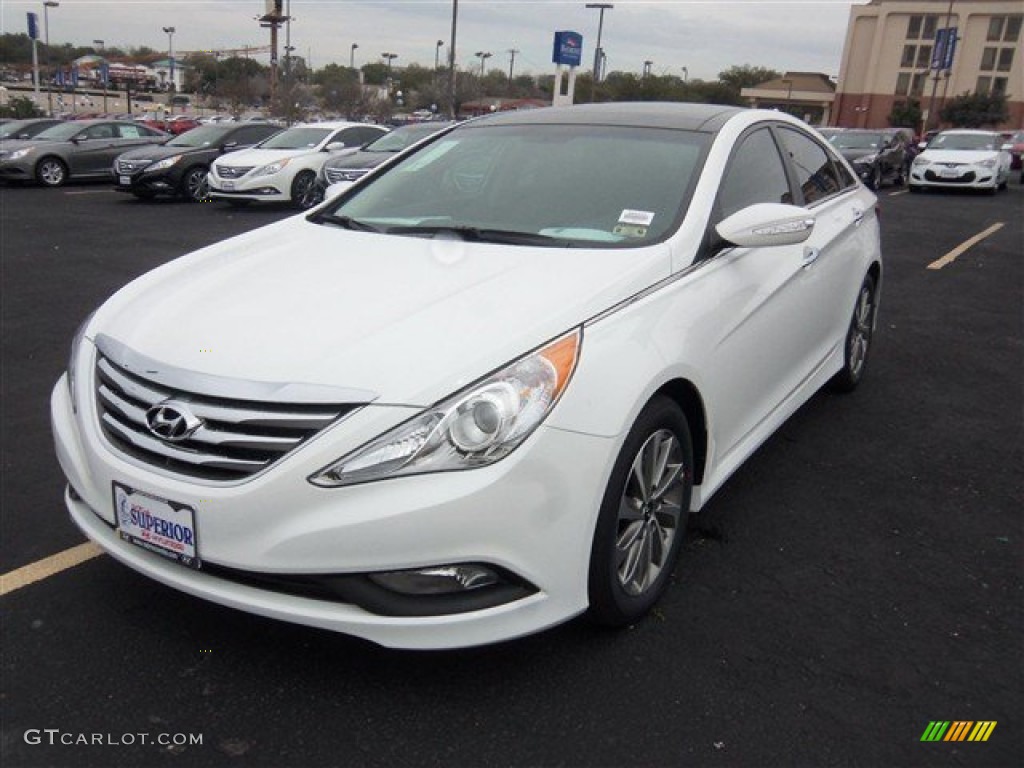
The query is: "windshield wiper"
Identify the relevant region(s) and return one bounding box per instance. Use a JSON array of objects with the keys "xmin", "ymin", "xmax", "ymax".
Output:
[
  {"xmin": 315, "ymin": 214, "xmax": 381, "ymax": 232},
  {"xmin": 384, "ymin": 224, "xmax": 574, "ymax": 247}
]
